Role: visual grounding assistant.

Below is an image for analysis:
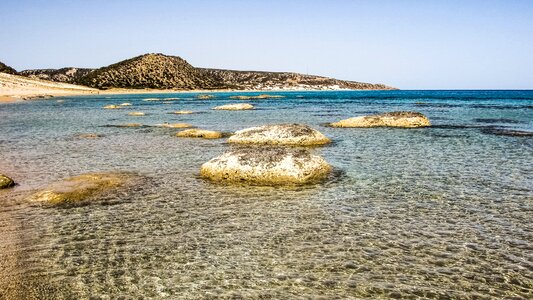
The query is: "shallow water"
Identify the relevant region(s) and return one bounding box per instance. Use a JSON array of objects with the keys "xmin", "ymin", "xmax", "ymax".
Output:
[{"xmin": 0, "ymin": 90, "xmax": 532, "ymax": 299}]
